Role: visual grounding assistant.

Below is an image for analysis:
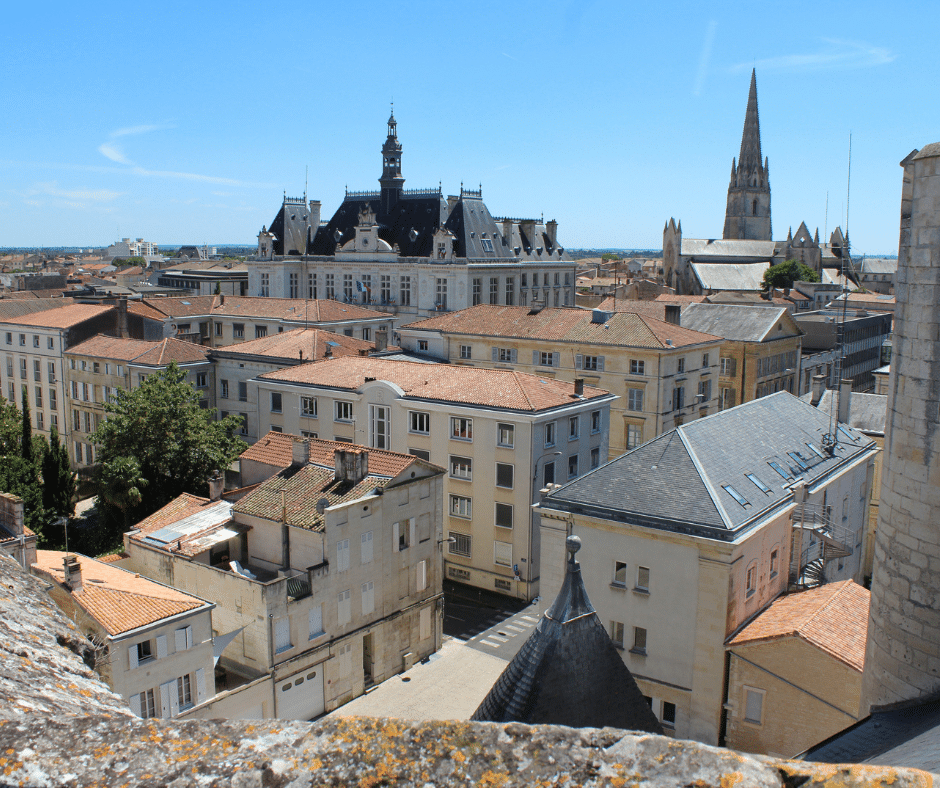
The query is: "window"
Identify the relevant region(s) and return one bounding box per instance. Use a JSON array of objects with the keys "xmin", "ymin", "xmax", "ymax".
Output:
[
  {"xmin": 301, "ymin": 396, "xmax": 317, "ymax": 417},
  {"xmin": 417, "ymin": 339, "xmax": 428, "ymax": 352},
  {"xmin": 697, "ymin": 379, "xmax": 711, "ymax": 403},
  {"xmin": 451, "ymin": 417, "xmax": 472, "ymax": 441},
  {"xmin": 495, "ymin": 462, "xmax": 514, "ymax": 489},
  {"xmin": 662, "ymin": 701, "xmax": 676, "ymax": 728},
  {"xmin": 590, "ymin": 447, "xmax": 600, "ymax": 468},
  {"xmin": 19, "ymin": 334, "xmax": 25, "ymax": 346},
  {"xmin": 361, "ymin": 531, "xmax": 373, "ymax": 565},
  {"xmin": 471, "ymin": 278, "xmax": 482, "ymax": 306},
  {"xmin": 270, "ymin": 392, "xmax": 282, "ymax": 413},
  {"xmin": 19, "ymin": 358, "xmax": 26, "ymax": 379},
  {"xmin": 489, "ymin": 277, "xmax": 499, "ymax": 304},
  {"xmin": 259, "ymin": 273, "xmax": 270, "ymax": 297},
  {"xmin": 5, "ymin": 357, "xmax": 11, "ymax": 377},
  {"xmin": 255, "ymin": 325, "xmax": 268, "ymax": 339},
  {"xmin": 308, "ymin": 604, "xmax": 324, "ymax": 639},
  {"xmin": 33, "ymin": 335, "xmax": 39, "ymax": 348},
  {"xmin": 568, "ymin": 416, "xmax": 579, "ymax": 440},
  {"xmin": 568, "ymin": 454, "xmax": 579, "ymax": 478},
  {"xmin": 770, "ymin": 549, "xmax": 779, "ymax": 578},
  {"xmin": 409, "ymin": 448, "xmax": 430, "ymax": 461},
  {"xmin": 237, "ymin": 381, "xmax": 248, "ymax": 402},
  {"xmin": 450, "ymin": 532, "xmax": 471, "ymax": 557},
  {"xmin": 132, "ymin": 640, "xmax": 154, "ymax": 666},
  {"xmin": 3, "ymin": 333, "xmax": 9, "ymax": 345},
  {"xmin": 744, "ymin": 687, "xmax": 764, "ymax": 725},
  {"xmin": 361, "ymin": 581, "xmax": 375, "ymax": 615},
  {"xmin": 409, "ymin": 410, "xmax": 430, "ymax": 434},
  {"xmin": 33, "ymin": 359, "xmax": 40, "ymax": 381},
  {"xmin": 537, "ymin": 351, "xmax": 558, "ymax": 367},
  {"xmin": 611, "ymin": 621, "xmax": 625, "ymax": 648},
  {"xmin": 505, "ymin": 277, "xmax": 514, "ymax": 305},
  {"xmin": 174, "ymin": 626, "xmax": 193, "ymax": 652},
  {"xmin": 613, "ymin": 561, "xmax": 627, "ymax": 586},
  {"xmin": 336, "ymin": 539, "xmax": 350, "ymax": 572},
  {"xmin": 543, "ymin": 461, "xmax": 555, "ymax": 486},
  {"xmin": 544, "ymin": 421, "xmax": 556, "ymax": 447},
  {"xmin": 630, "ymin": 359, "xmax": 645, "ymax": 376},
  {"xmin": 138, "ymin": 688, "xmax": 157, "ymax": 719},
  {"xmin": 380, "ymin": 274, "xmax": 391, "ymax": 303},
  {"xmin": 494, "ymin": 347, "xmax": 515, "ymax": 363},
  {"xmin": 745, "ymin": 562, "xmax": 757, "ymax": 598},
  {"xmin": 73, "ymin": 409, "xmax": 81, "ymax": 431},
  {"xmin": 497, "ymin": 423, "xmax": 514, "ymax": 448},
  {"xmin": 36, "ymin": 411, "xmax": 43, "ymax": 430},
  {"xmin": 627, "ymin": 388, "xmax": 644, "ymax": 411},
  {"xmin": 495, "ymin": 502, "xmax": 513, "ymax": 529},
  {"xmin": 719, "ymin": 387, "xmax": 736, "ymax": 410},
  {"xmin": 233, "ymin": 323, "xmax": 245, "ymax": 339},
  {"xmin": 370, "ymin": 404, "xmax": 390, "ymax": 449},
  {"xmin": 49, "ymin": 389, "xmax": 56, "ymax": 410},
  {"xmin": 436, "ymin": 278, "xmax": 447, "ymax": 309},
  {"xmin": 590, "ymin": 410, "xmax": 601, "ymax": 434},
  {"xmin": 399, "ymin": 276, "xmax": 411, "ymax": 306},
  {"xmin": 631, "ymin": 626, "xmax": 648, "ymax": 655},
  {"xmin": 450, "ymin": 495, "xmax": 472, "ymax": 519},
  {"xmin": 47, "ymin": 361, "xmax": 55, "ymax": 383},
  {"xmin": 677, "ymin": 357, "xmax": 685, "ymax": 374},
  {"xmin": 175, "ymin": 674, "xmax": 193, "ymax": 710},
  {"xmin": 450, "ymin": 455, "xmax": 472, "ymax": 480},
  {"xmin": 337, "ymin": 590, "xmax": 351, "ymax": 626},
  {"xmin": 459, "ymin": 345, "xmax": 472, "ymax": 360},
  {"xmin": 220, "ymin": 380, "xmax": 229, "ymax": 399},
  {"xmin": 494, "ymin": 540, "xmax": 512, "ymax": 567},
  {"xmin": 636, "ymin": 566, "xmax": 650, "ymax": 592},
  {"xmin": 289, "ymin": 272, "xmax": 299, "ymax": 299},
  {"xmin": 196, "ymin": 372, "xmax": 207, "ymax": 388},
  {"xmin": 395, "ymin": 518, "xmax": 413, "ymax": 551},
  {"xmin": 335, "ymin": 401, "xmax": 353, "ymax": 422},
  {"xmin": 719, "ymin": 357, "xmax": 735, "ymax": 377},
  {"xmin": 34, "ymin": 387, "xmax": 41, "ymax": 408},
  {"xmin": 215, "ymin": 322, "xmax": 223, "ymax": 337},
  {"xmin": 672, "ymin": 386, "xmax": 685, "ymax": 411}
]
